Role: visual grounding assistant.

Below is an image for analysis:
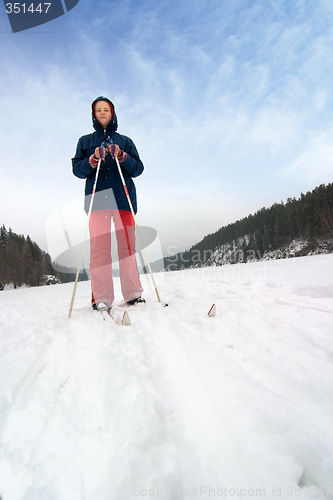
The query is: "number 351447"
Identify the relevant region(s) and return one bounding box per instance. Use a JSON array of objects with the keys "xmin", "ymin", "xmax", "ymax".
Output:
[{"xmin": 5, "ymin": 3, "xmax": 51, "ymax": 13}]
